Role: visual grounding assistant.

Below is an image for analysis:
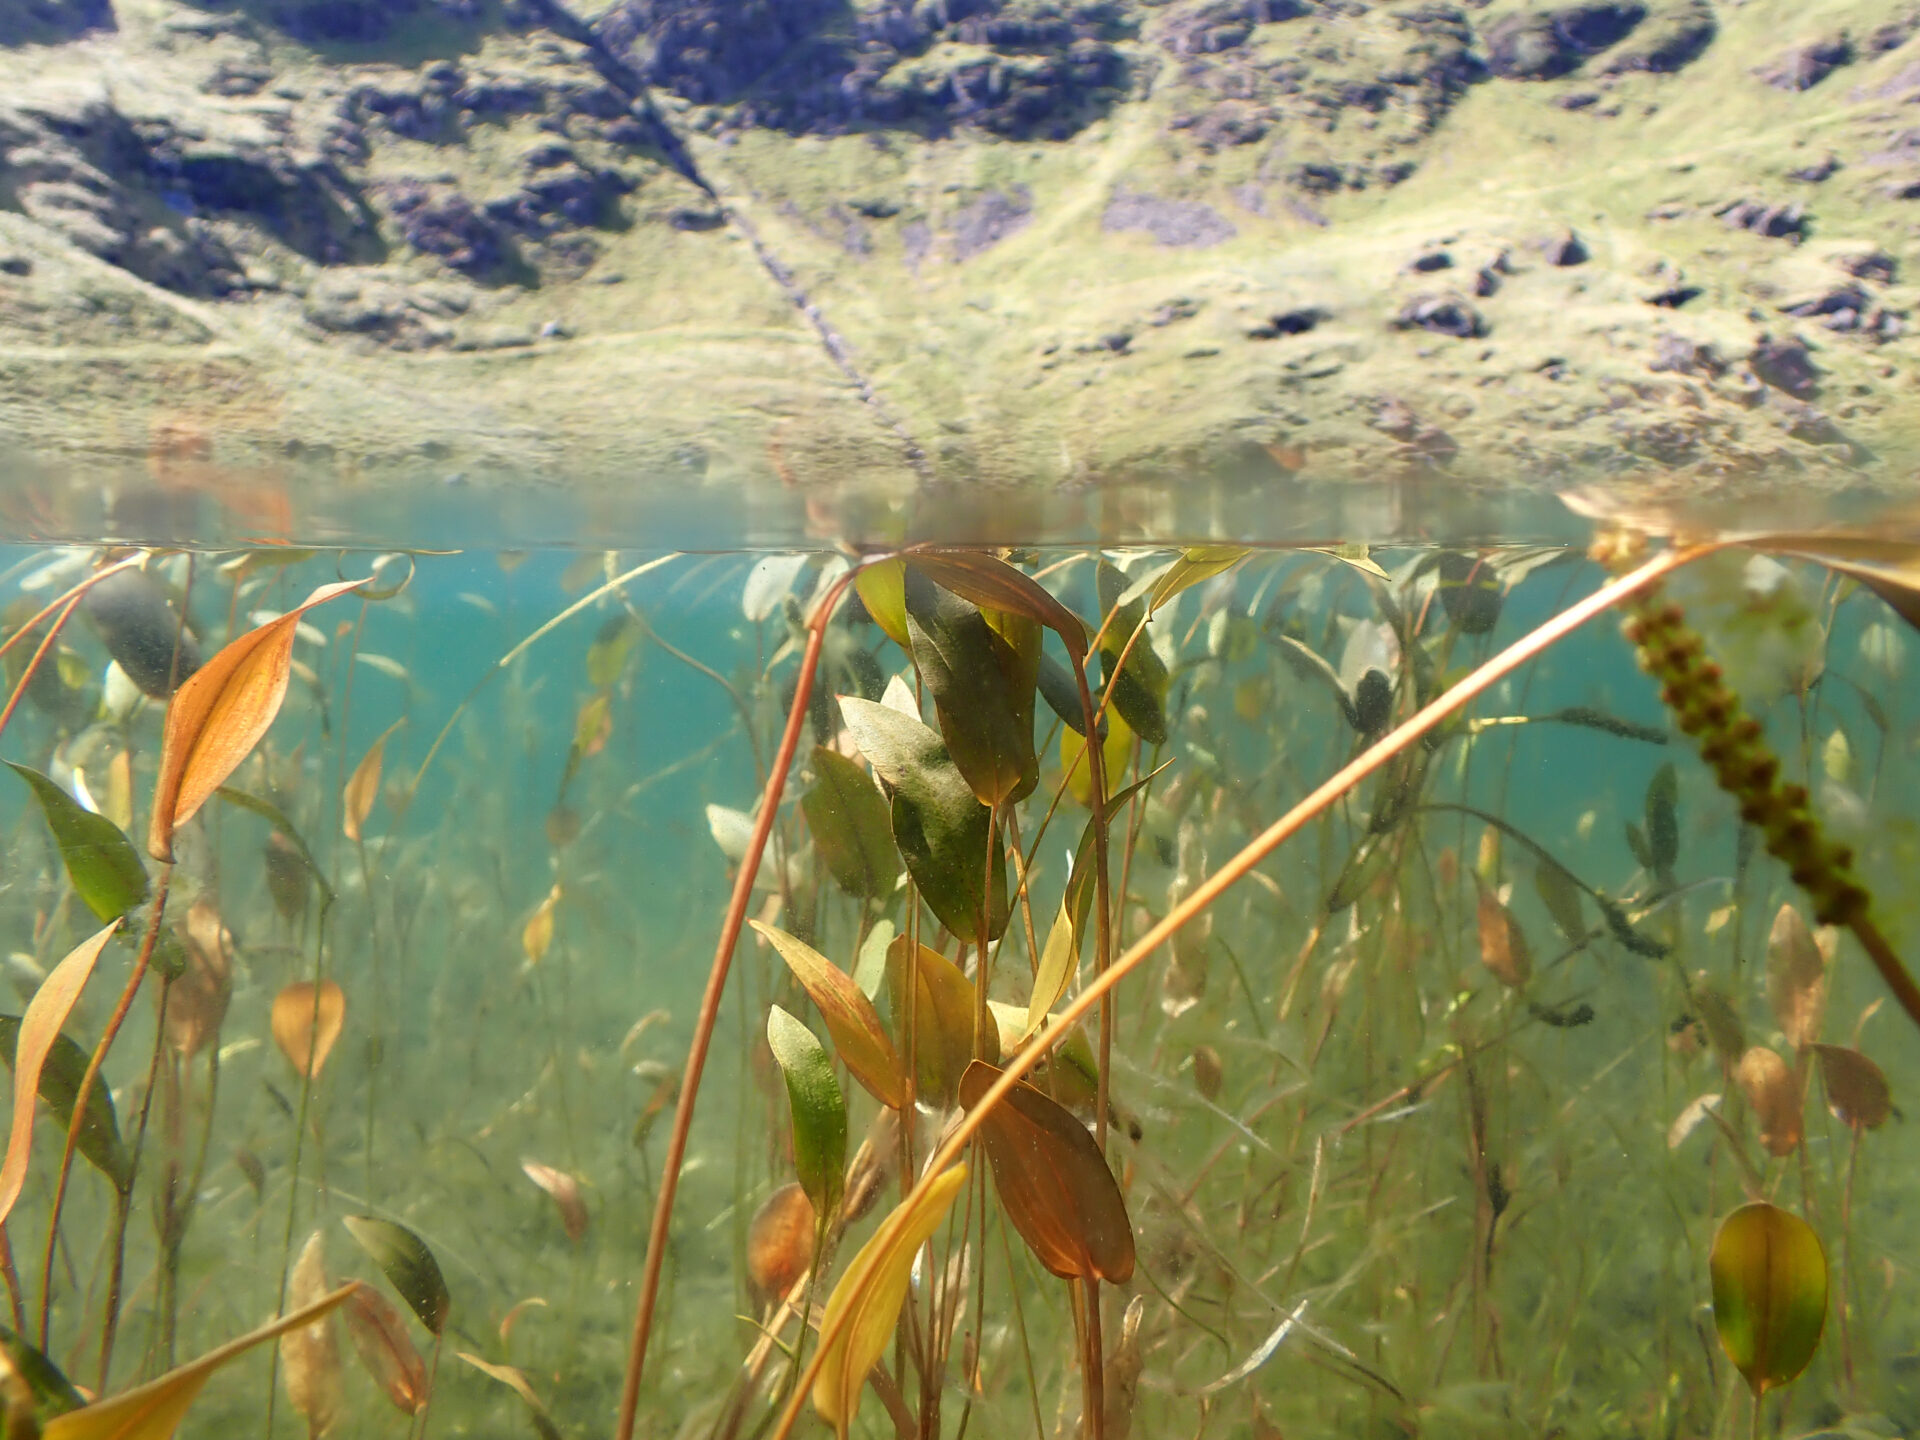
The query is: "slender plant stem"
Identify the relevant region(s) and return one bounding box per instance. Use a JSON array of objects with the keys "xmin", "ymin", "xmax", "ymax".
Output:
[
  {"xmin": 99, "ymin": 973, "xmax": 175, "ymax": 1388},
  {"xmin": 763, "ymin": 543, "xmax": 1707, "ymax": 1440},
  {"xmin": 39, "ymin": 867, "xmax": 173, "ymax": 1348}
]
